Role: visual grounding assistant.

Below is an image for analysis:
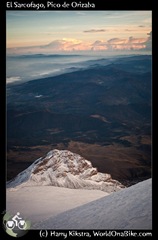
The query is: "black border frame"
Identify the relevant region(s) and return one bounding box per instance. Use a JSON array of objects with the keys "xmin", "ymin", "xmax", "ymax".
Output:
[{"xmin": 1, "ymin": 1, "xmax": 156, "ymax": 239}]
